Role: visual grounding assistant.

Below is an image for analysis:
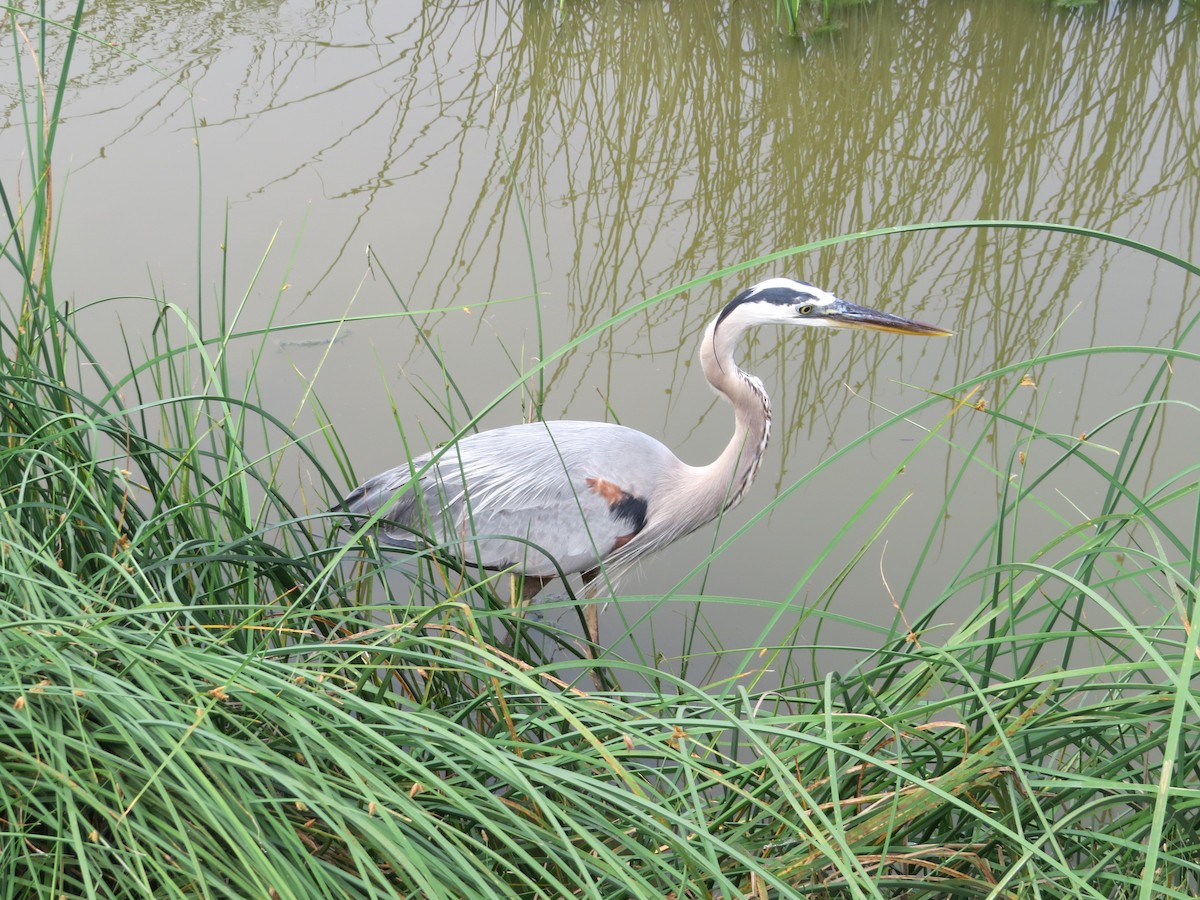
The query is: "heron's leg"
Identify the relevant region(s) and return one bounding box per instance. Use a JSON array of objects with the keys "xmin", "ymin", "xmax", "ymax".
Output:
[
  {"xmin": 580, "ymin": 568, "xmax": 601, "ymax": 648},
  {"xmin": 518, "ymin": 575, "xmax": 550, "ymax": 606}
]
